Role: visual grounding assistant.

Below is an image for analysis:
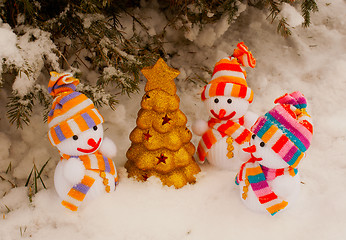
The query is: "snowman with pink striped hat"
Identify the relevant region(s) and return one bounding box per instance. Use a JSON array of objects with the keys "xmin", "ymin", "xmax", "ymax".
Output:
[
  {"xmin": 192, "ymin": 42, "xmax": 258, "ymax": 170},
  {"xmin": 235, "ymin": 91, "xmax": 313, "ymax": 215},
  {"xmin": 47, "ymin": 72, "xmax": 118, "ymax": 211}
]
